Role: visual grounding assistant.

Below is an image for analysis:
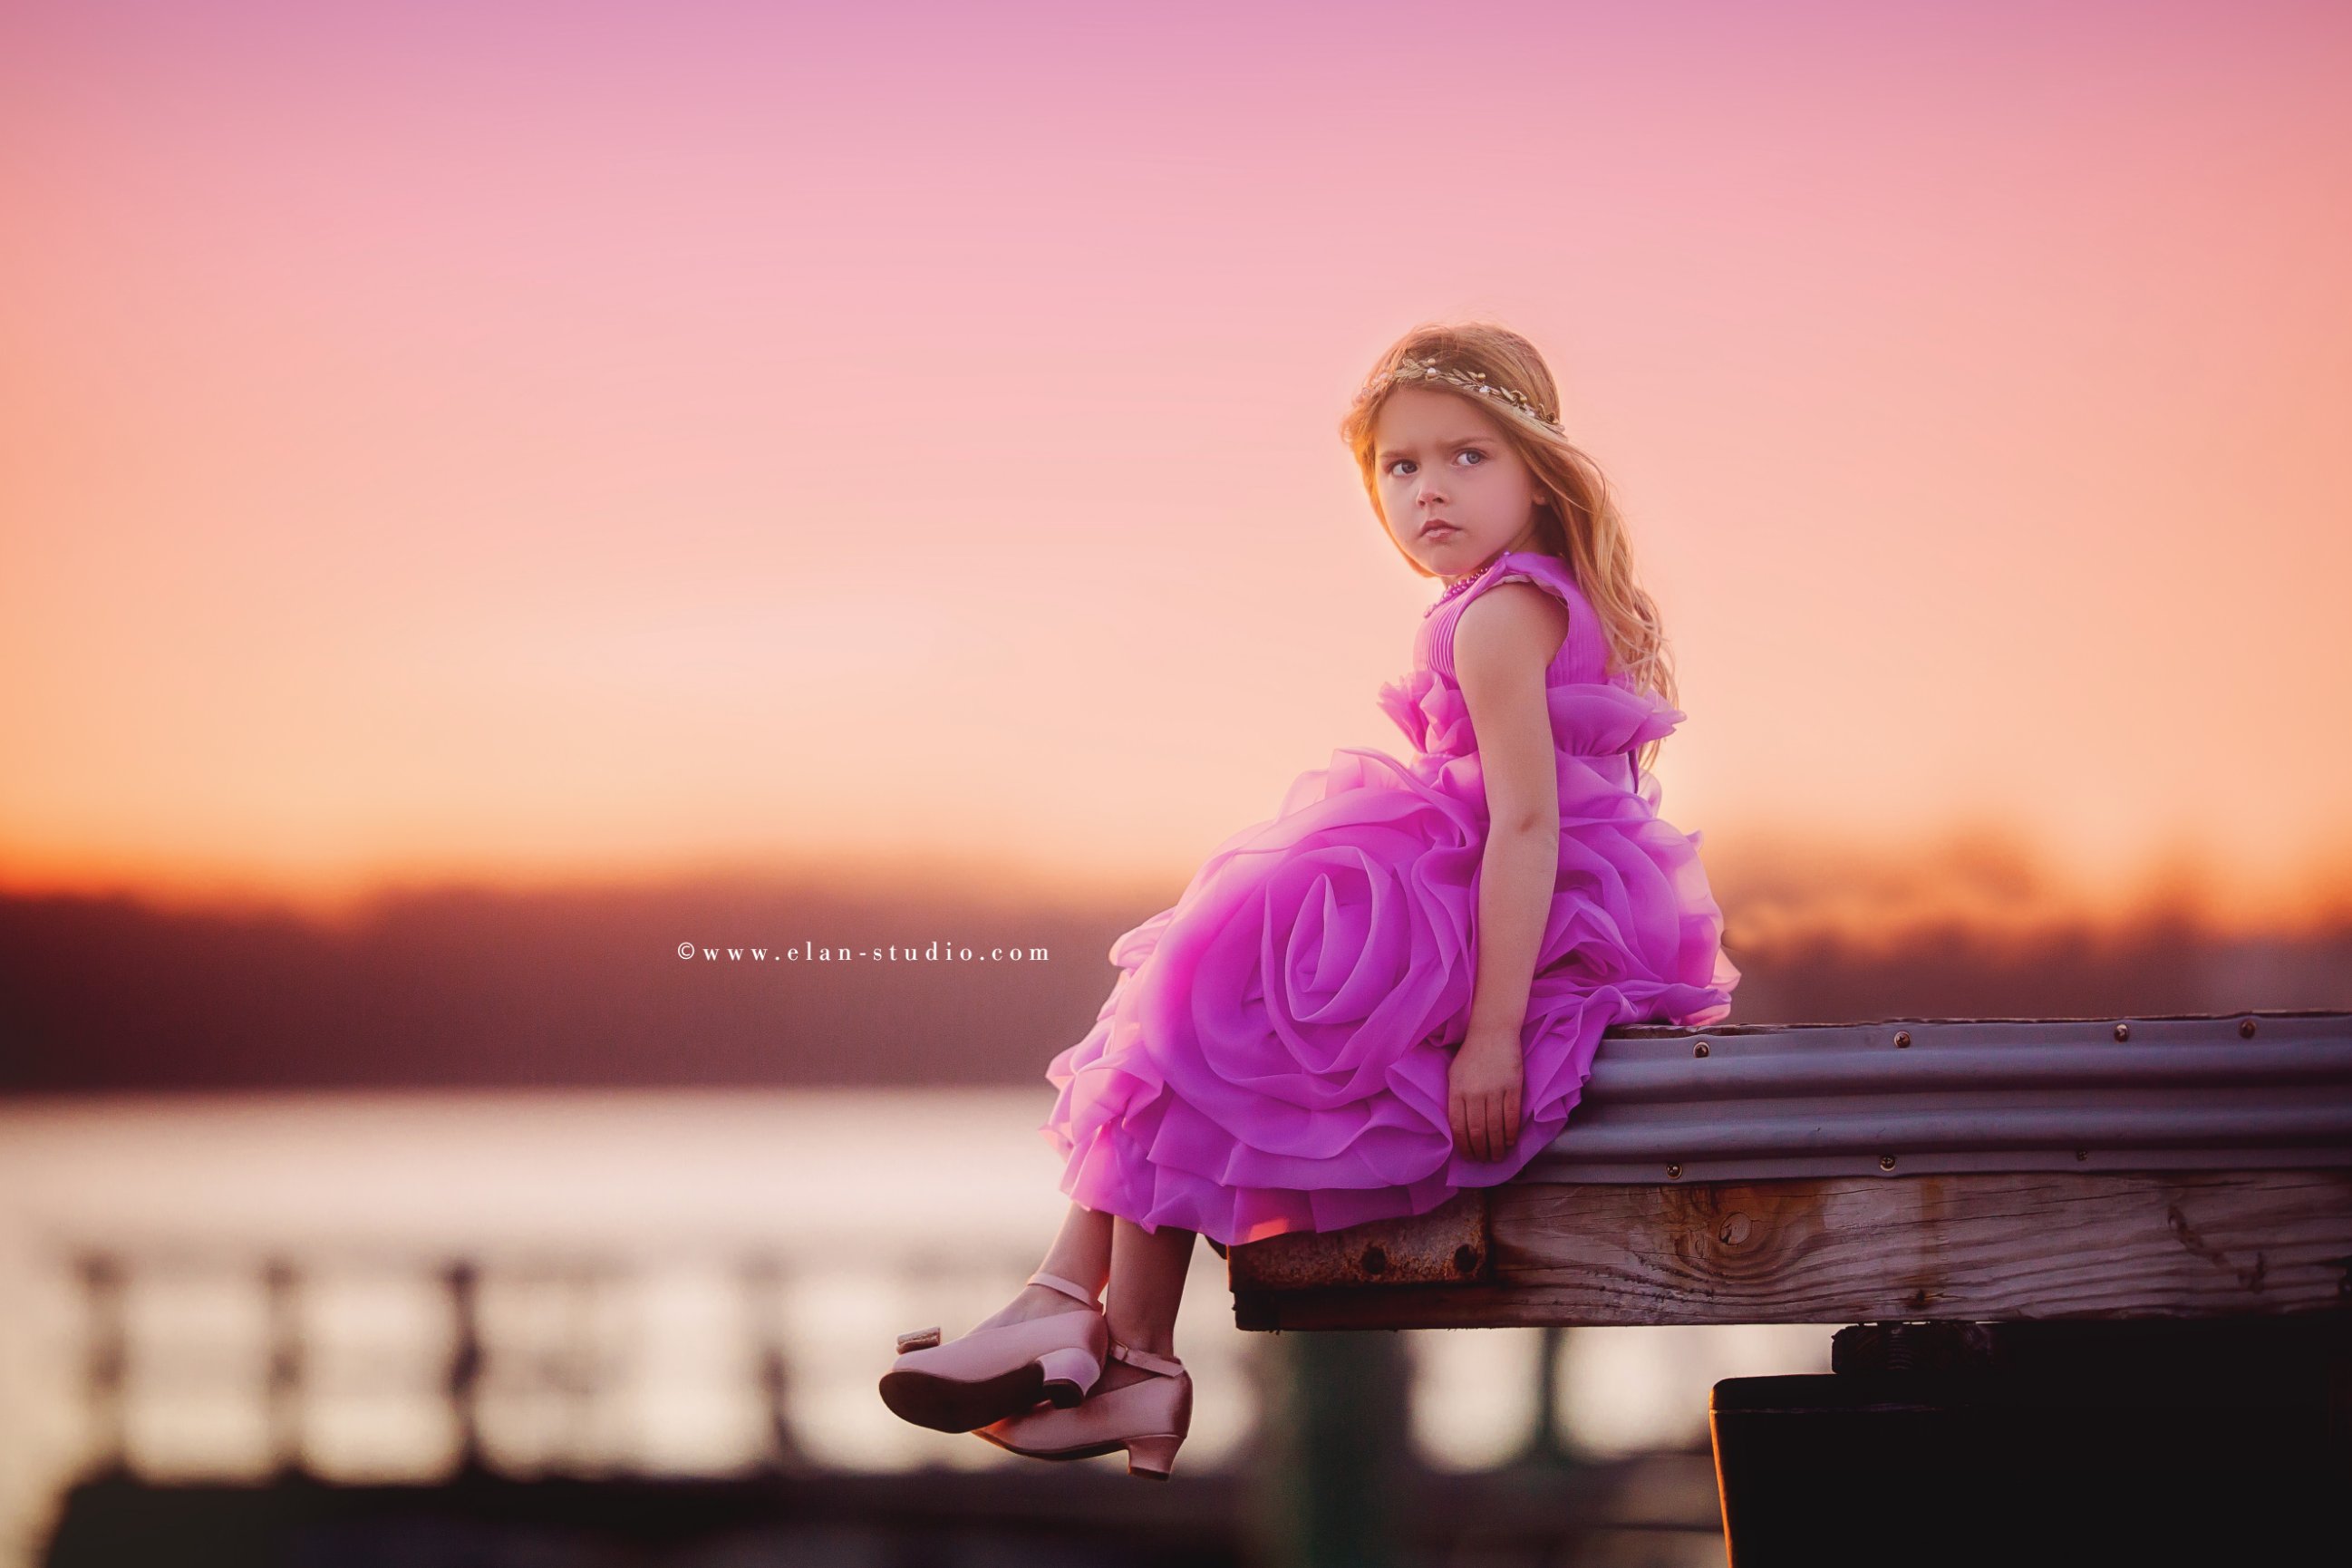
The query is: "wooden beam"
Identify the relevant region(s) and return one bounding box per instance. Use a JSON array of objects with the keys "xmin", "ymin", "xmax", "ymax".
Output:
[{"xmin": 1228, "ymin": 1170, "xmax": 2352, "ymax": 1331}]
